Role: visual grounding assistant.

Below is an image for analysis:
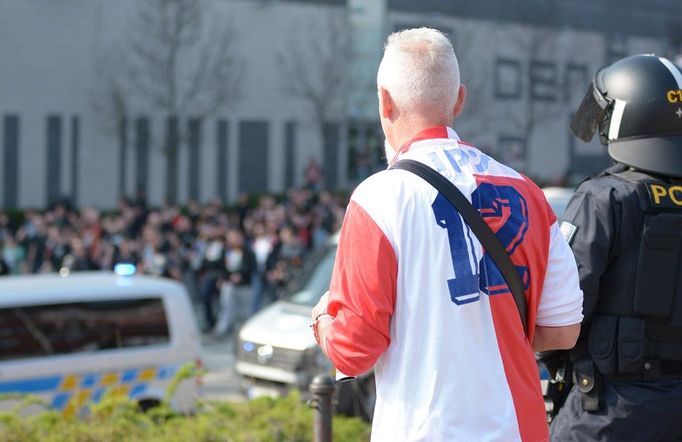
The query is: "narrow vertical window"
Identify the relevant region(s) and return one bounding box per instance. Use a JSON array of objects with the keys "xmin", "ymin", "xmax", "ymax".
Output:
[
  {"xmin": 216, "ymin": 120, "xmax": 228, "ymax": 202},
  {"xmin": 3, "ymin": 115, "xmax": 19, "ymax": 208},
  {"xmin": 46, "ymin": 115, "xmax": 62, "ymax": 206},
  {"xmin": 238, "ymin": 121, "xmax": 269, "ymax": 194}
]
